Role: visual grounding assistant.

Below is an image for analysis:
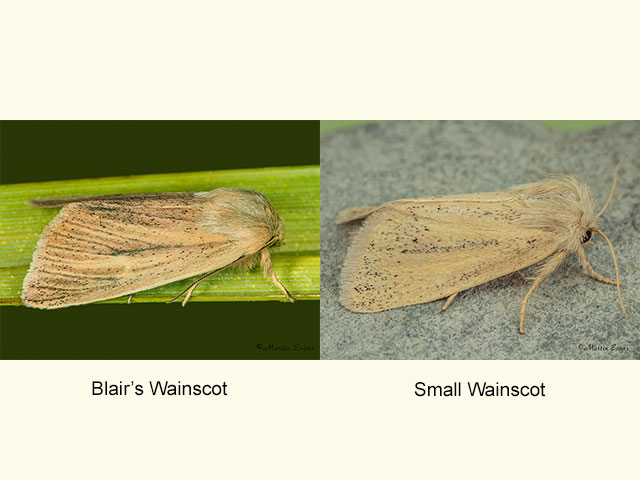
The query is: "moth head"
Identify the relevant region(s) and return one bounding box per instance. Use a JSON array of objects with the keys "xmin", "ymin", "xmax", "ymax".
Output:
[
  {"xmin": 269, "ymin": 220, "xmax": 287, "ymax": 248},
  {"xmin": 573, "ymin": 196, "xmax": 598, "ymax": 251},
  {"xmin": 261, "ymin": 197, "xmax": 286, "ymax": 246}
]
